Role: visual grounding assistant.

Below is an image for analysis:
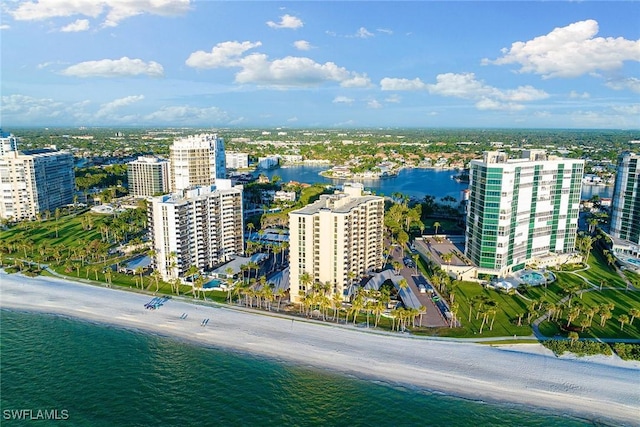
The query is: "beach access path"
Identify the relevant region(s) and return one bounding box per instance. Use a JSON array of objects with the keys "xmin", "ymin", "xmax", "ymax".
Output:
[{"xmin": 1, "ymin": 271, "xmax": 639, "ymax": 426}]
